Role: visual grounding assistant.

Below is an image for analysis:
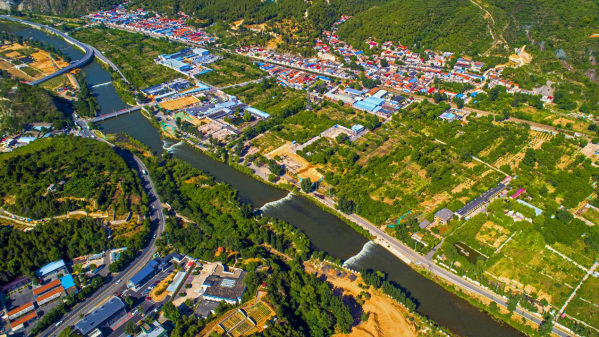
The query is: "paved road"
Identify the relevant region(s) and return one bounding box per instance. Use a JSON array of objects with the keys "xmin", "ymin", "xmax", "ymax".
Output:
[
  {"xmin": 0, "ymin": 15, "xmax": 94, "ymax": 86},
  {"xmin": 42, "ymin": 128, "xmax": 166, "ymax": 336},
  {"xmin": 308, "ymin": 193, "xmax": 573, "ymax": 337}
]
